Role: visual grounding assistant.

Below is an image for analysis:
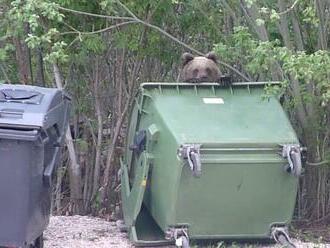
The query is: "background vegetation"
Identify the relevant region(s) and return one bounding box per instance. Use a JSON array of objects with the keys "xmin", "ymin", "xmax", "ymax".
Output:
[{"xmin": 0, "ymin": 0, "xmax": 329, "ymax": 236}]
